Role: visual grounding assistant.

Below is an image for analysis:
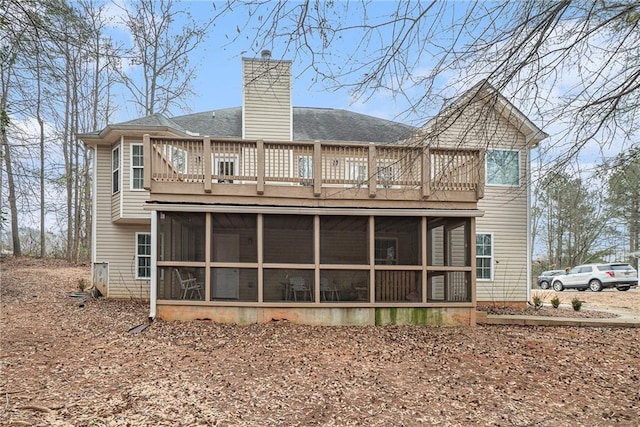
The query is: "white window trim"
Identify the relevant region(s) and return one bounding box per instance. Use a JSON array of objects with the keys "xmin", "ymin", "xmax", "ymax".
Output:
[
  {"xmin": 135, "ymin": 232, "xmax": 151, "ymax": 280},
  {"xmin": 345, "ymin": 158, "xmax": 368, "ymax": 188},
  {"xmin": 476, "ymin": 232, "xmax": 493, "ymax": 281},
  {"xmin": 486, "ymin": 149, "xmax": 521, "ymax": 187},
  {"xmin": 297, "ymin": 155, "xmax": 313, "ymax": 186},
  {"xmin": 376, "ymin": 159, "xmax": 401, "ymax": 189},
  {"xmin": 163, "ymin": 145, "xmax": 188, "ymax": 174},
  {"xmin": 112, "ymin": 145, "xmax": 121, "ymax": 194},
  {"xmin": 213, "ymin": 153, "xmax": 240, "ymax": 183},
  {"xmin": 130, "ymin": 143, "xmax": 145, "ymax": 191}
]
